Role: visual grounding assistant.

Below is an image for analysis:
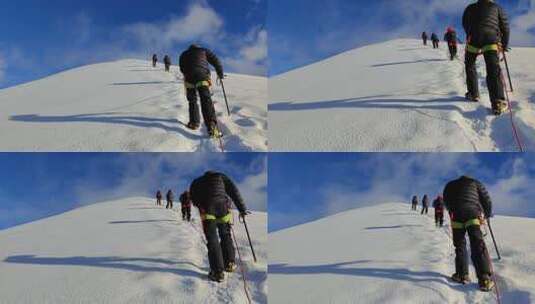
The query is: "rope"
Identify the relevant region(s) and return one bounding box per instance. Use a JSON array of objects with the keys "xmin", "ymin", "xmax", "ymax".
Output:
[
  {"xmin": 500, "ymin": 66, "xmax": 524, "ymax": 152},
  {"xmin": 230, "ymin": 214, "xmax": 252, "ymax": 304},
  {"xmin": 483, "ymin": 225, "xmax": 502, "ymax": 304},
  {"xmin": 216, "ymin": 126, "xmax": 225, "ymax": 152}
]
